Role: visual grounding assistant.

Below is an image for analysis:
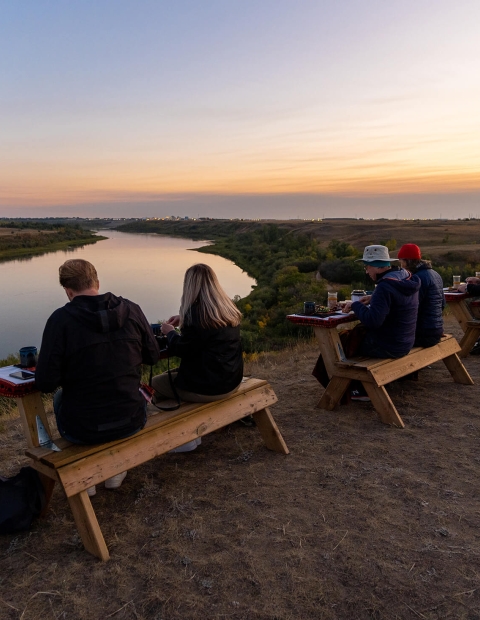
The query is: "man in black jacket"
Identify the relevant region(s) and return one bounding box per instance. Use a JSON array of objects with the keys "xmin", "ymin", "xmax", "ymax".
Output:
[{"xmin": 35, "ymin": 259, "xmax": 160, "ymax": 450}]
